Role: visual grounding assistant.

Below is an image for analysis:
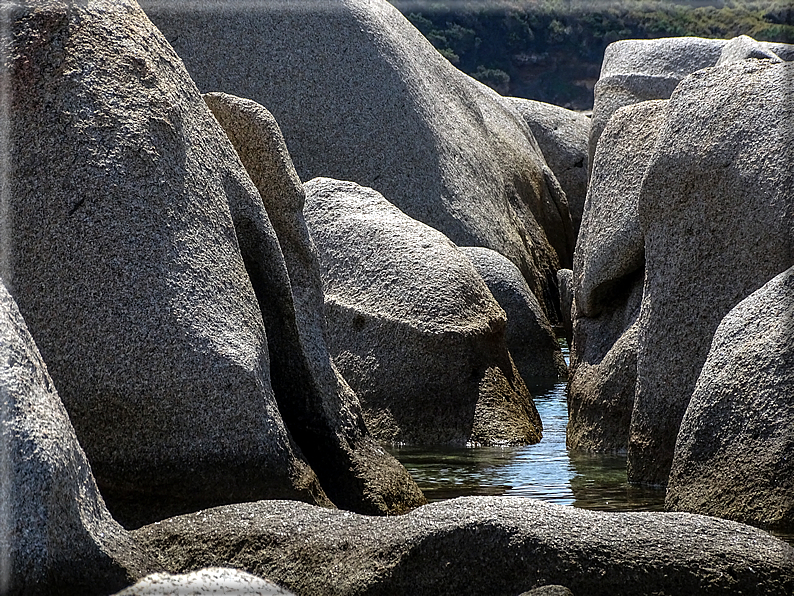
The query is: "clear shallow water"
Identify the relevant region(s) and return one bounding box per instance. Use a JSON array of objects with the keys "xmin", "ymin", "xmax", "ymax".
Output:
[
  {"xmin": 388, "ymin": 379, "xmax": 793, "ymax": 545},
  {"xmin": 389, "ymin": 381, "xmax": 666, "ymax": 511}
]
